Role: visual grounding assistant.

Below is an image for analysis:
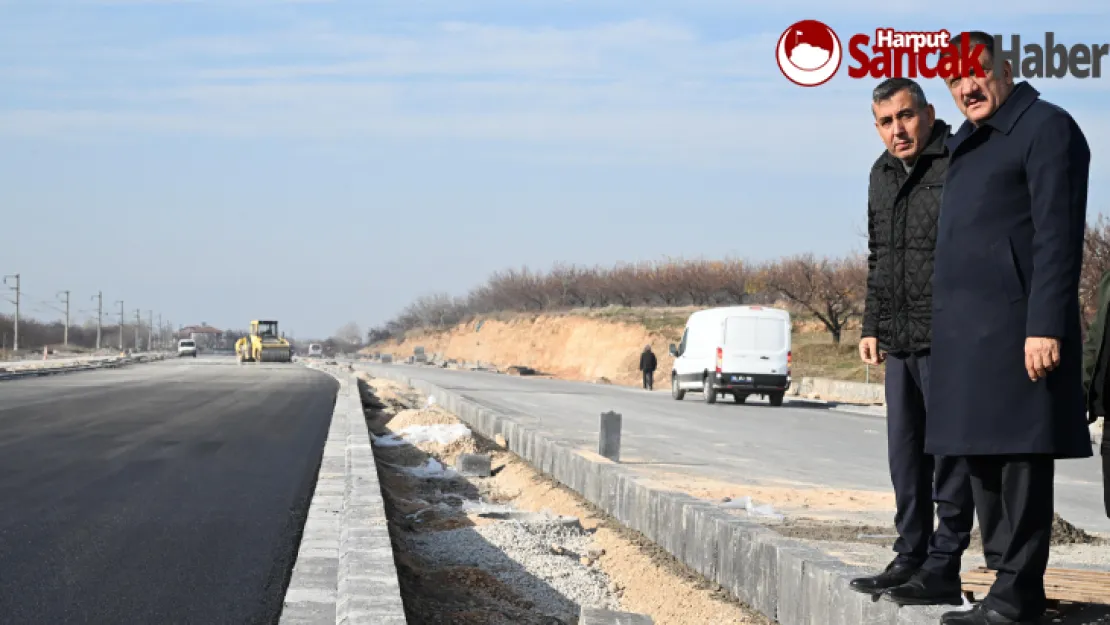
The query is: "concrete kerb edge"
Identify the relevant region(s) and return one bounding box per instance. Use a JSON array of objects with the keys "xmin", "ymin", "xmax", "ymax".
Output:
[
  {"xmin": 362, "ymin": 364, "xmax": 951, "ymax": 625},
  {"xmin": 280, "ymin": 367, "xmax": 408, "ymax": 625}
]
